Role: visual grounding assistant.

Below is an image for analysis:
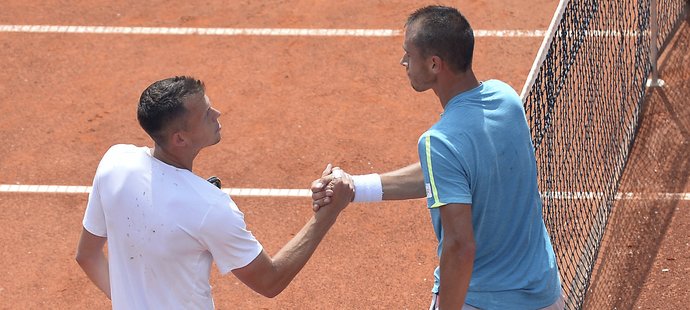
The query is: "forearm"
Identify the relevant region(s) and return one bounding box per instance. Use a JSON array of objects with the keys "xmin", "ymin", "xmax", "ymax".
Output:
[
  {"xmin": 380, "ymin": 162, "xmax": 426, "ymax": 200},
  {"xmin": 438, "ymin": 241, "xmax": 474, "ymax": 309},
  {"xmin": 242, "ymin": 171, "xmax": 351, "ymax": 297},
  {"xmin": 265, "ymin": 215, "xmax": 336, "ymax": 296},
  {"xmin": 77, "ymin": 253, "xmax": 111, "ymax": 299},
  {"xmin": 311, "ymin": 163, "xmax": 424, "ymax": 206}
]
